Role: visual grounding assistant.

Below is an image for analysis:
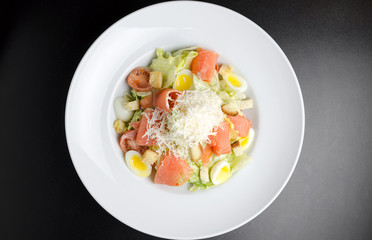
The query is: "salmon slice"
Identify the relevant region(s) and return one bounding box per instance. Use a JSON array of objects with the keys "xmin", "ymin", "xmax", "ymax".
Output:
[
  {"xmin": 154, "ymin": 88, "xmax": 182, "ymax": 113},
  {"xmin": 136, "ymin": 109, "xmax": 157, "ymax": 146},
  {"xmin": 119, "ymin": 130, "xmax": 147, "ymax": 153},
  {"xmin": 127, "ymin": 67, "xmax": 152, "ymax": 92},
  {"xmin": 140, "ymin": 92, "xmax": 154, "ymax": 109},
  {"xmin": 191, "ymin": 48, "xmax": 219, "ymax": 83},
  {"xmin": 227, "ymin": 115, "xmax": 252, "ymax": 137},
  {"xmin": 209, "ymin": 122, "xmax": 231, "ymax": 155},
  {"xmin": 209, "ymin": 126, "xmax": 218, "ymax": 147},
  {"xmin": 201, "ymin": 144, "xmax": 213, "ymax": 166},
  {"xmin": 154, "ymin": 152, "xmax": 193, "ymax": 186},
  {"xmin": 129, "ymin": 121, "xmax": 140, "ymax": 130}
]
